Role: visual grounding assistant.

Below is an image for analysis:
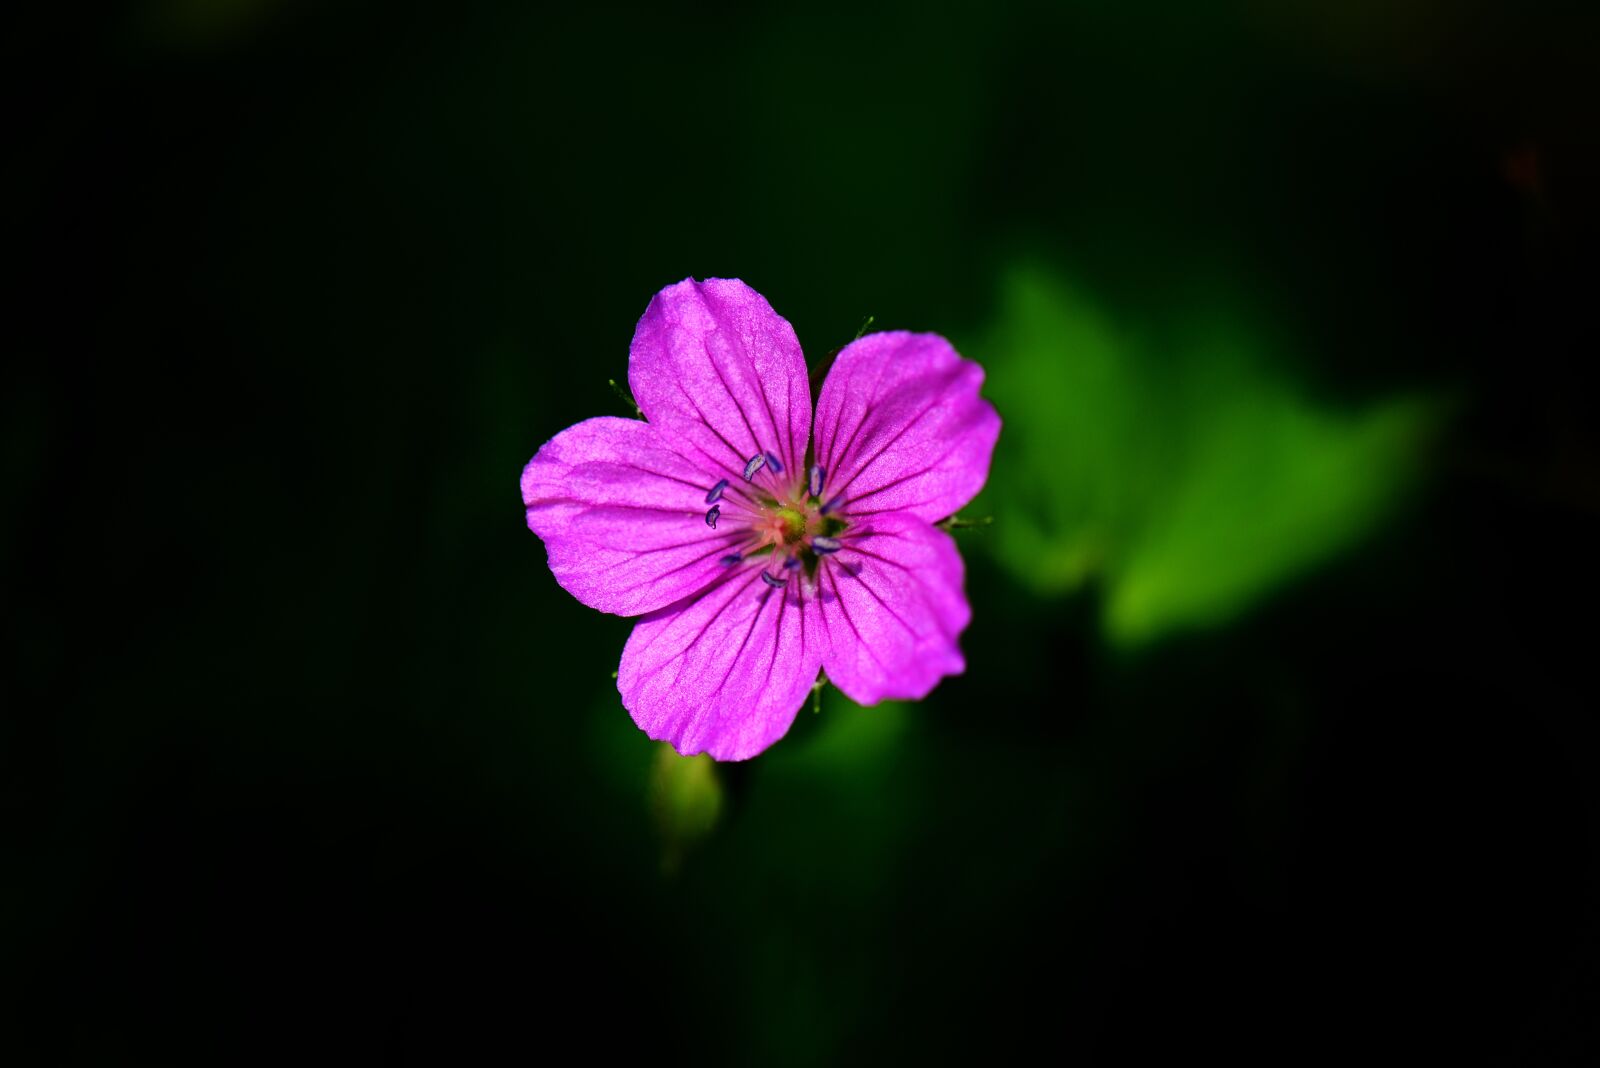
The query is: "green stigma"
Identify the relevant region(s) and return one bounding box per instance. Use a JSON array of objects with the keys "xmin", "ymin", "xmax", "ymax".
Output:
[{"xmin": 773, "ymin": 506, "xmax": 807, "ymax": 543}]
